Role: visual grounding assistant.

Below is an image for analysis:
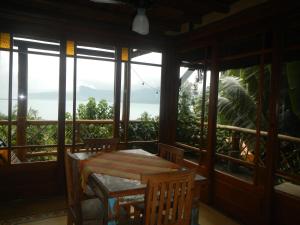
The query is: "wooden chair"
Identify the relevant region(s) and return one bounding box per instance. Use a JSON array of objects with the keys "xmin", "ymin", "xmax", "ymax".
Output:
[
  {"xmin": 140, "ymin": 170, "xmax": 195, "ymax": 225},
  {"xmin": 65, "ymin": 151, "xmax": 104, "ymax": 225},
  {"xmin": 158, "ymin": 143, "xmax": 184, "ymax": 165},
  {"xmin": 83, "ymin": 138, "xmax": 119, "ymax": 153}
]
